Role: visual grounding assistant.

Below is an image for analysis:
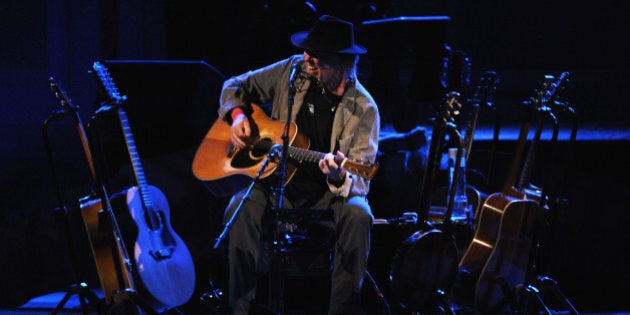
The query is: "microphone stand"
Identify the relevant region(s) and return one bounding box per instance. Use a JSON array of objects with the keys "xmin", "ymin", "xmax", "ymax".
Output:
[
  {"xmin": 212, "ymin": 150, "xmax": 278, "ymax": 250},
  {"xmin": 209, "ymin": 65, "xmax": 302, "ymax": 314},
  {"xmin": 267, "ymin": 65, "xmax": 301, "ymax": 313},
  {"xmin": 212, "ymin": 64, "xmax": 301, "ymax": 249},
  {"xmin": 275, "ymin": 64, "xmax": 301, "ymax": 212},
  {"xmin": 203, "ymin": 147, "xmax": 280, "ymax": 313}
]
